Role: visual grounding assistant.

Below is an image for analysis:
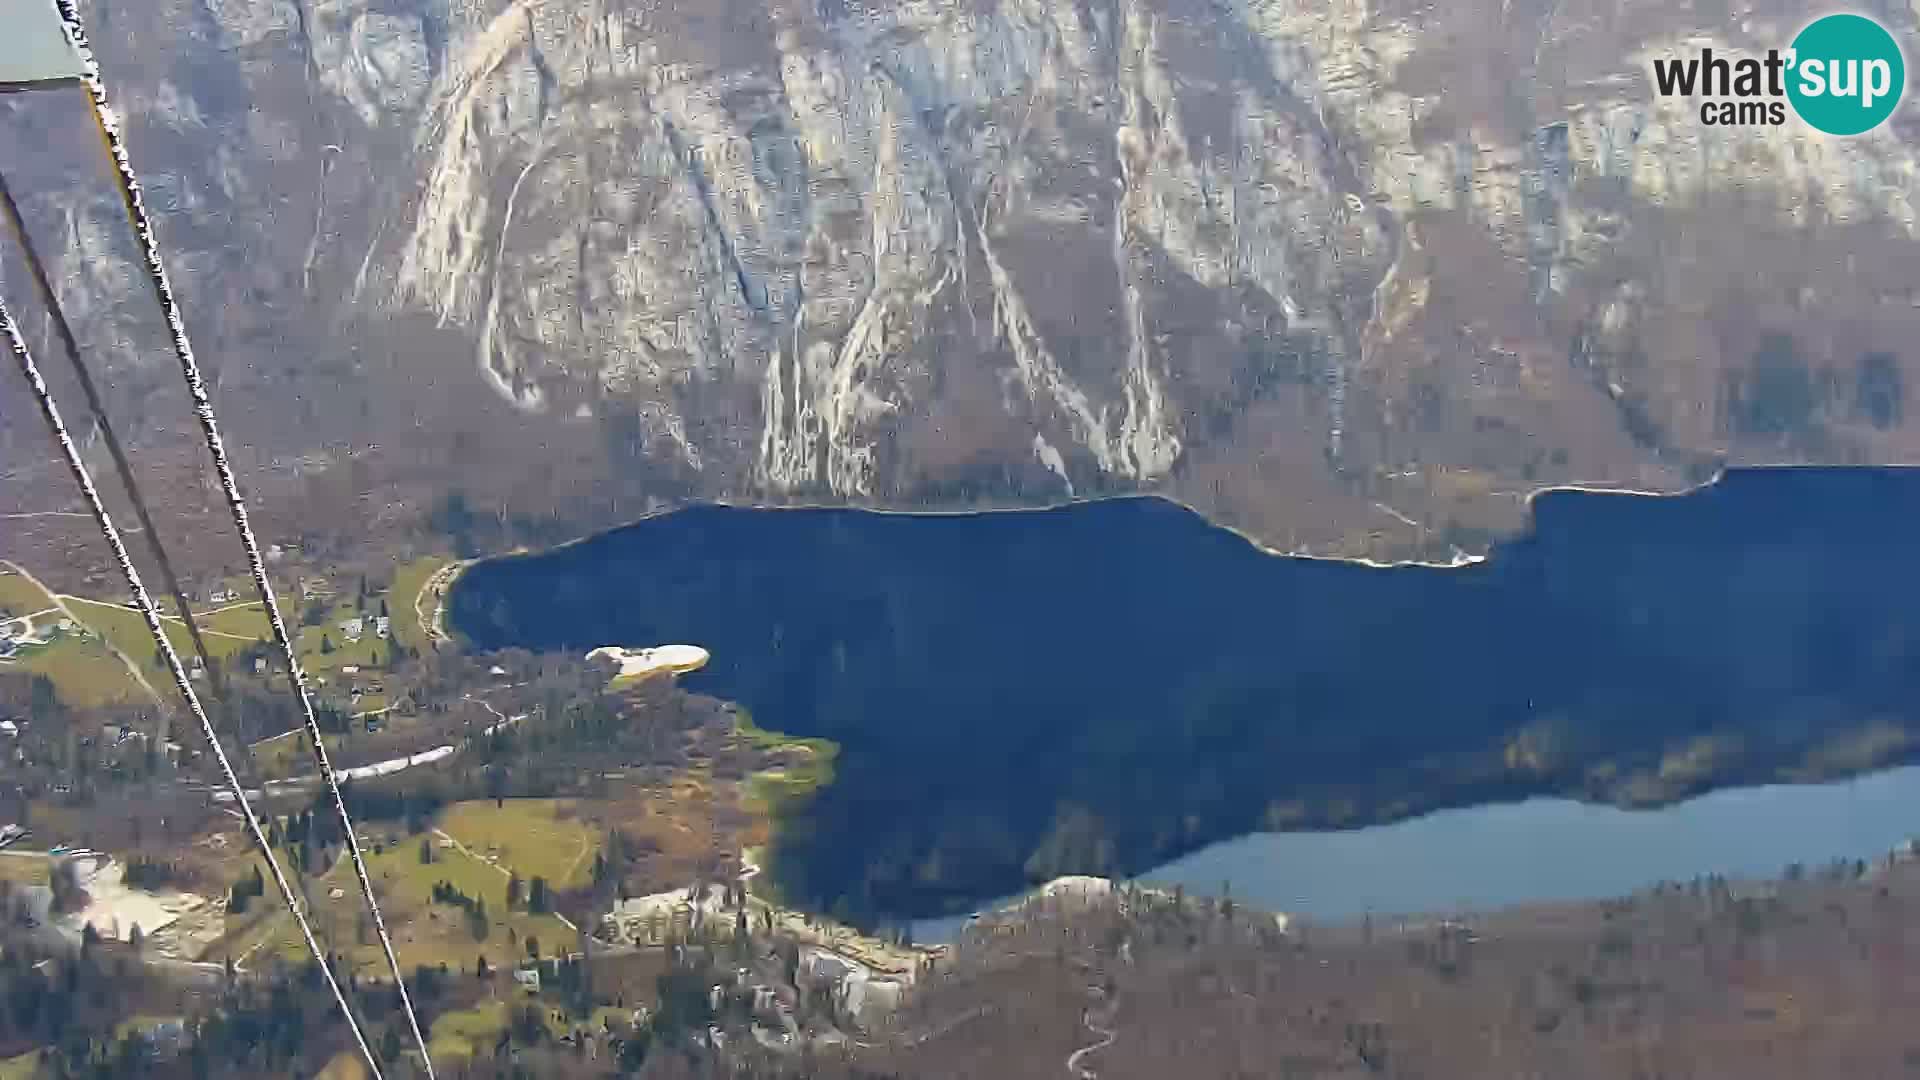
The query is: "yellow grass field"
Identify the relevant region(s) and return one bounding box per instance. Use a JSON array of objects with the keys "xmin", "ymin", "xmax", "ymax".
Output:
[
  {"xmin": 6, "ymin": 636, "xmax": 144, "ymax": 707},
  {"xmin": 238, "ymin": 831, "xmax": 576, "ymax": 976},
  {"xmin": 199, "ymin": 602, "xmax": 273, "ymax": 640},
  {"xmin": 2, "ymin": 558, "xmax": 427, "ymax": 708},
  {"xmin": 314, "ymin": 1051, "xmax": 371, "ymax": 1080},
  {"xmin": 428, "ymin": 998, "xmax": 630, "ymax": 1060},
  {"xmin": 437, "ymin": 800, "xmax": 602, "ymax": 891},
  {"xmin": 0, "ymin": 573, "xmax": 147, "ymax": 706},
  {"xmin": 0, "ymin": 854, "xmax": 51, "ymax": 886},
  {"xmin": 427, "ymin": 999, "xmax": 511, "ymax": 1060},
  {"xmin": 61, "ymin": 596, "xmax": 259, "ymax": 674},
  {"xmin": 0, "ymin": 572, "xmax": 53, "ymax": 616}
]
